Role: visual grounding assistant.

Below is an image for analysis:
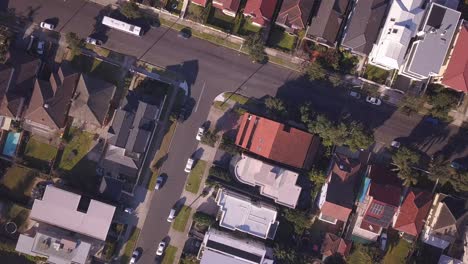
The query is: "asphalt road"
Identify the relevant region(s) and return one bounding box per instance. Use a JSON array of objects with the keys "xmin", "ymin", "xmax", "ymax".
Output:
[{"xmin": 5, "ymin": 1, "xmax": 468, "ymax": 263}]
